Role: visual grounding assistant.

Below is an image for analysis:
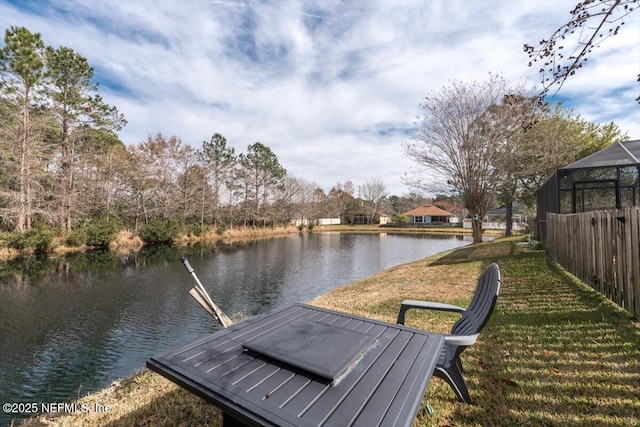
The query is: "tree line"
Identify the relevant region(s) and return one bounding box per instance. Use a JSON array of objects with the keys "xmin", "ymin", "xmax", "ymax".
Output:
[
  {"xmin": 0, "ymin": 28, "xmax": 277, "ymax": 242},
  {"xmin": 1, "ymin": 25, "xmax": 631, "ymax": 250},
  {"xmin": 0, "ymin": 26, "xmax": 422, "ymax": 249}
]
